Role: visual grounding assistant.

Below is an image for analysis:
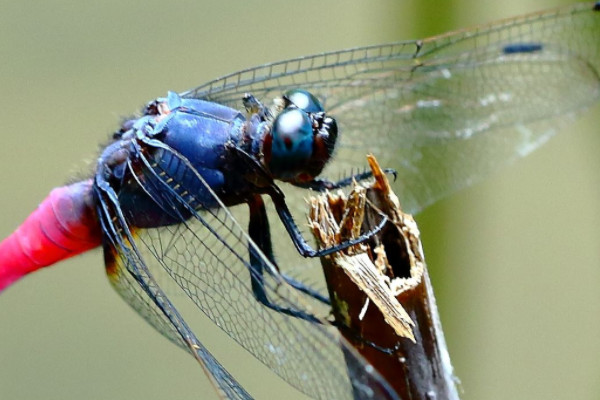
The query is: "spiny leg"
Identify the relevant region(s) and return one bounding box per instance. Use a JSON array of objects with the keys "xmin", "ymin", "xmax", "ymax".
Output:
[
  {"xmin": 266, "ymin": 183, "xmax": 387, "ymax": 258},
  {"xmin": 227, "ymin": 143, "xmax": 388, "ymax": 258},
  {"xmin": 292, "ymin": 168, "xmax": 397, "ymax": 192},
  {"xmin": 247, "ymin": 195, "xmax": 326, "ymax": 323}
]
